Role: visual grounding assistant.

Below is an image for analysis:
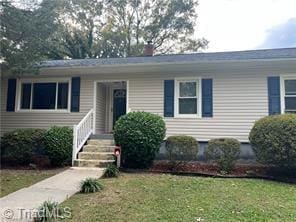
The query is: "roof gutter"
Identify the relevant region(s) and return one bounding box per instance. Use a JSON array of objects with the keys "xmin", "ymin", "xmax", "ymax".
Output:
[{"xmin": 40, "ymin": 58, "xmax": 296, "ymax": 71}]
